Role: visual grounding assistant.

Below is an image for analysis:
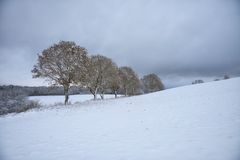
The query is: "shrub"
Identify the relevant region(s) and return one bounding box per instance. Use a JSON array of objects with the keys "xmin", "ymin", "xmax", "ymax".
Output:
[{"xmin": 0, "ymin": 90, "xmax": 41, "ymax": 115}]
